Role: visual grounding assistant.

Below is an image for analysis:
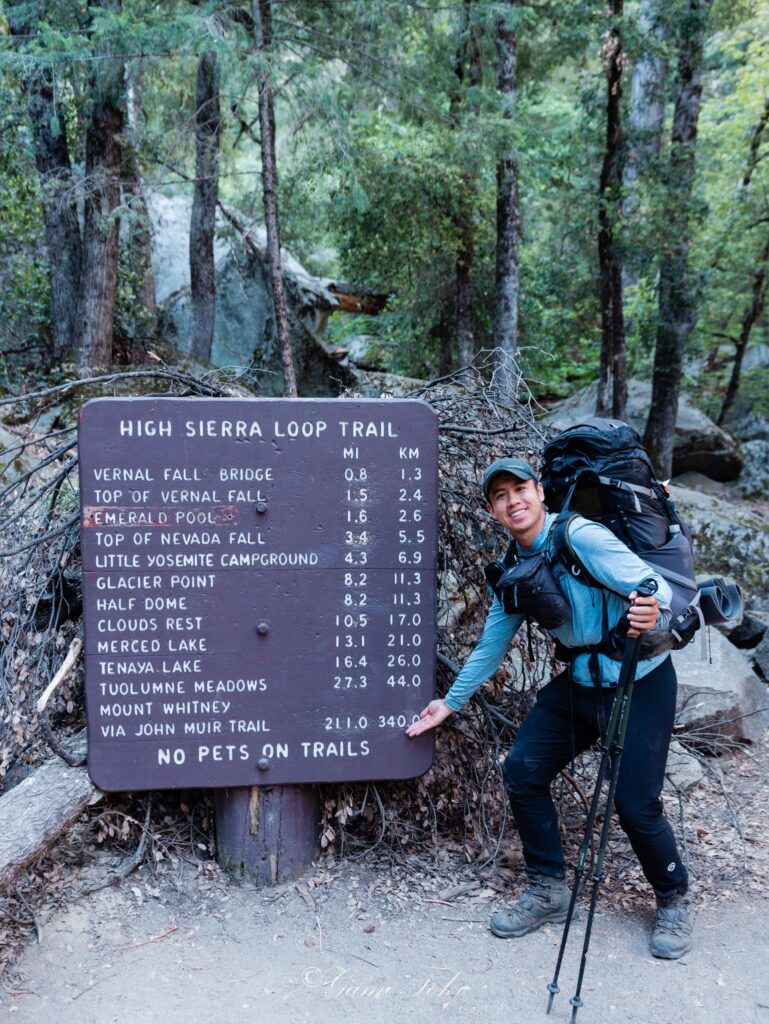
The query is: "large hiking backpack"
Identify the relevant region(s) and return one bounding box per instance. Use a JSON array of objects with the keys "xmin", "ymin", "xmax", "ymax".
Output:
[{"xmin": 540, "ymin": 417, "xmax": 742, "ymax": 658}]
